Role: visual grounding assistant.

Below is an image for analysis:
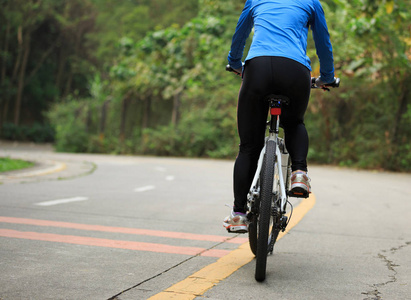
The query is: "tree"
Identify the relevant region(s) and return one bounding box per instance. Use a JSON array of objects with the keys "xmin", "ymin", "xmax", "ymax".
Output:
[{"xmin": 0, "ymin": 0, "xmax": 98, "ymax": 127}]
